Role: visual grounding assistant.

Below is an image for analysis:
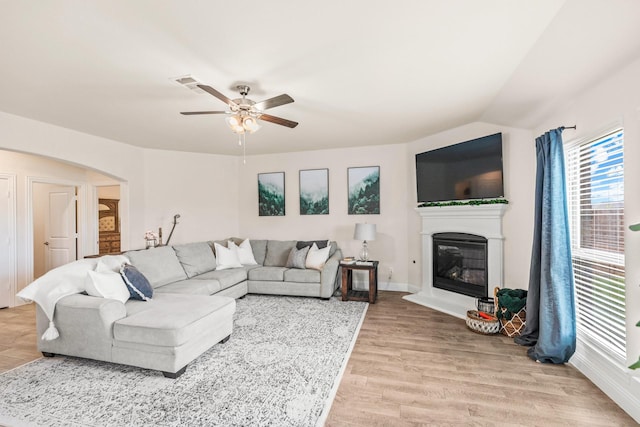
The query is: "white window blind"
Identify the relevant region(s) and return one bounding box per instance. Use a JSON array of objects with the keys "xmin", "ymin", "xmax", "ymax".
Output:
[{"xmin": 565, "ymin": 128, "xmax": 625, "ymax": 361}]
